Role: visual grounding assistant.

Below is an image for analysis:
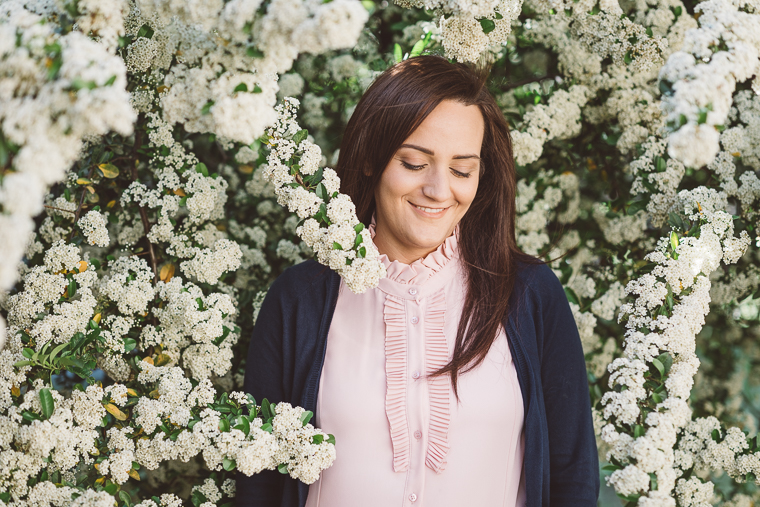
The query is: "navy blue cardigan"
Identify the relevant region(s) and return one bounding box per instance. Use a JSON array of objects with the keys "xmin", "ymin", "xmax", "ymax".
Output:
[{"xmin": 238, "ymin": 259, "xmax": 599, "ymax": 507}]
